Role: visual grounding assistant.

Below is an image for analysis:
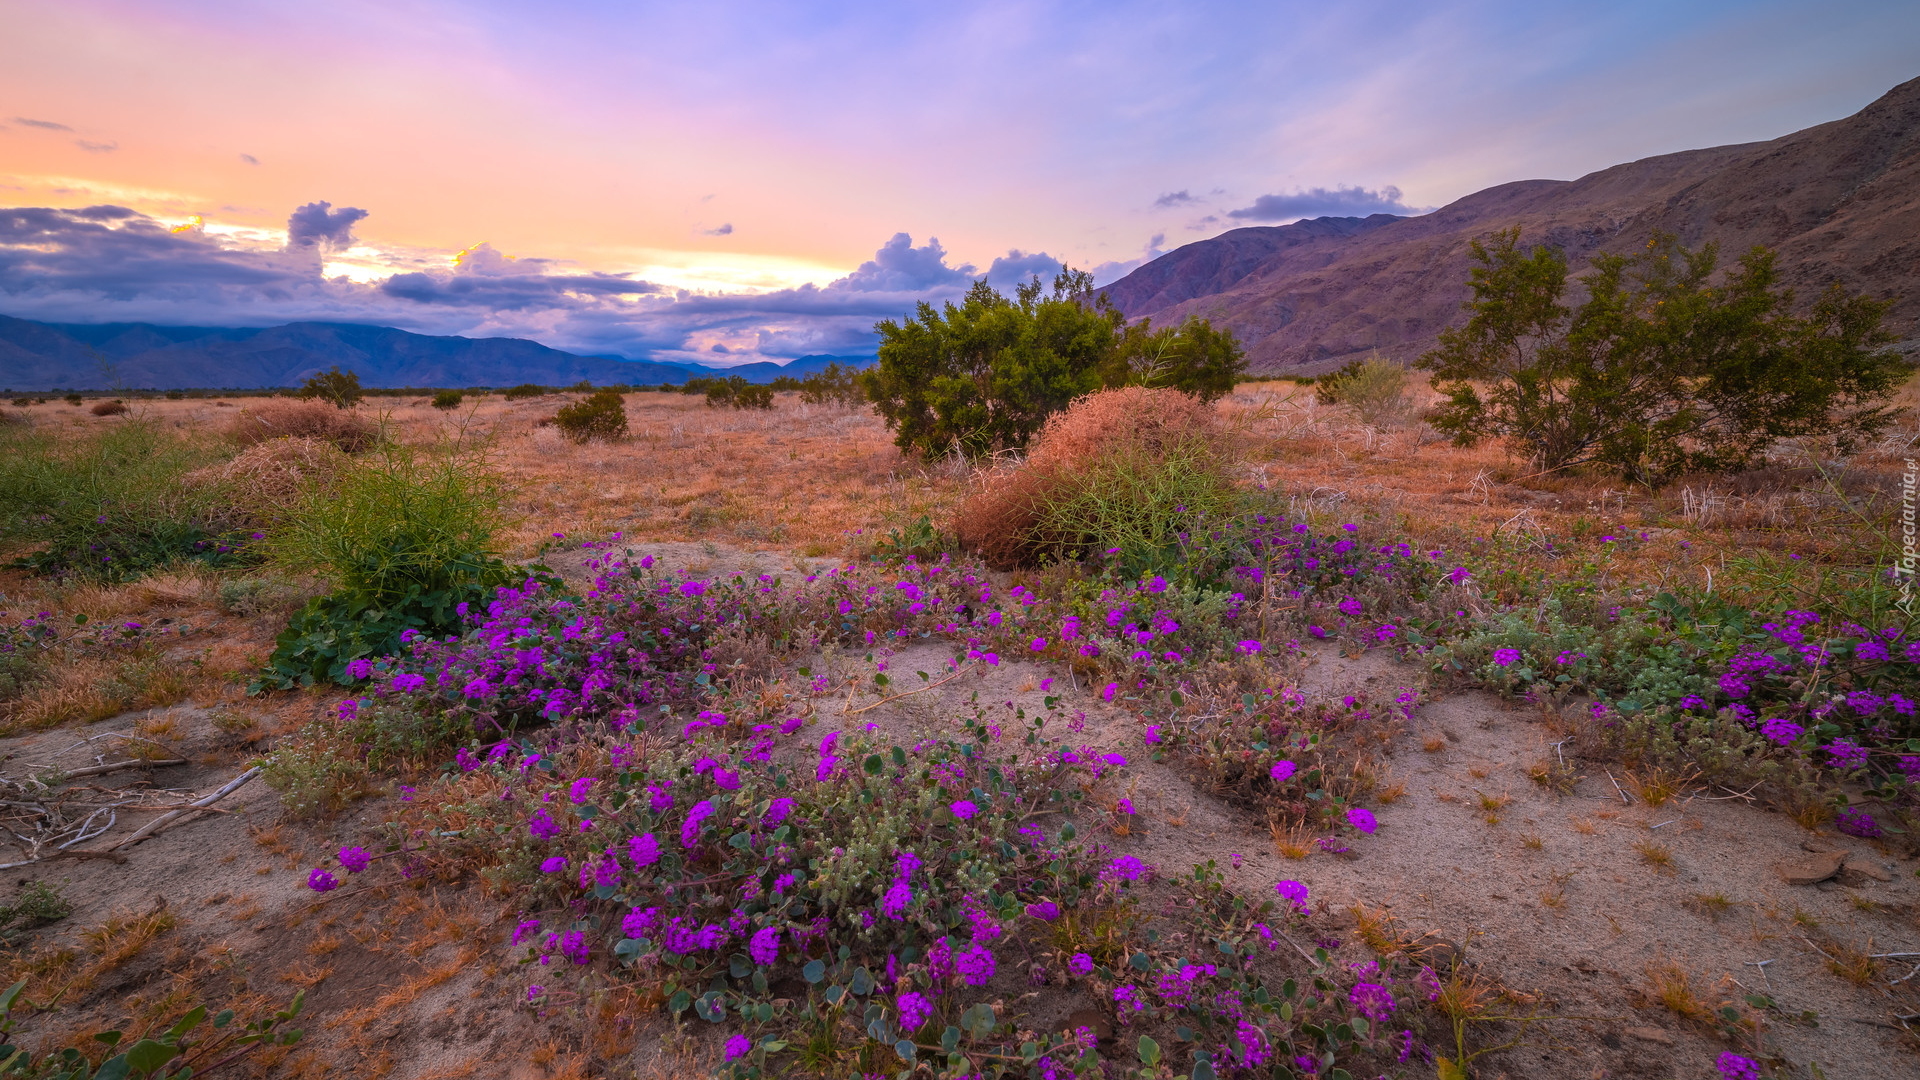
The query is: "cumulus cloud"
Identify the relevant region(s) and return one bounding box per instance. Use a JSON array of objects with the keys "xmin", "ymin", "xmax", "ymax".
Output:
[
  {"xmin": 1226, "ymin": 185, "xmax": 1420, "ymax": 222},
  {"xmin": 983, "ymin": 249, "xmax": 1063, "ymax": 288},
  {"xmin": 1153, "ymin": 190, "xmax": 1195, "ymax": 208},
  {"xmin": 286, "ymin": 200, "xmax": 369, "ymax": 250},
  {"xmin": 13, "ymin": 118, "xmax": 72, "ymax": 131},
  {"xmin": 0, "ymin": 205, "xmax": 994, "ymax": 367},
  {"xmin": 829, "ymin": 232, "xmax": 976, "ymax": 292}
]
